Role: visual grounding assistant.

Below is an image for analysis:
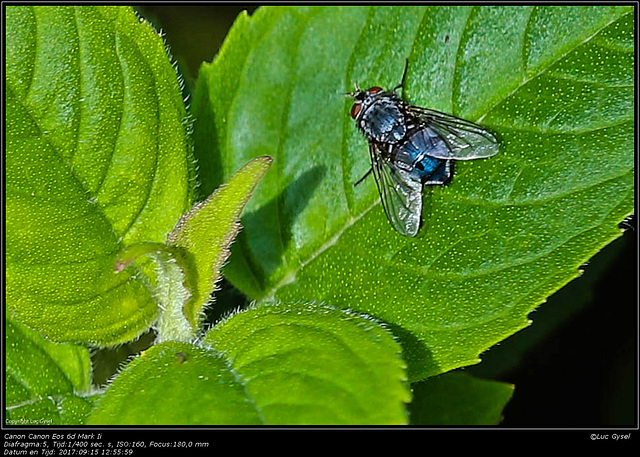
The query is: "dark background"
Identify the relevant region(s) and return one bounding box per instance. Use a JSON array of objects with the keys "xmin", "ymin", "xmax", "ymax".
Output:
[{"xmin": 131, "ymin": 5, "xmax": 636, "ymax": 427}]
